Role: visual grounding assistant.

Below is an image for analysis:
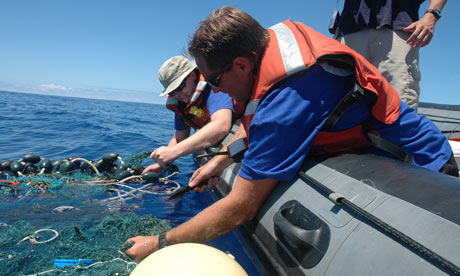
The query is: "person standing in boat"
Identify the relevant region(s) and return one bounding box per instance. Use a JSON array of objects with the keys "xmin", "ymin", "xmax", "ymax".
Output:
[
  {"xmin": 126, "ymin": 7, "xmax": 458, "ymax": 261},
  {"xmin": 332, "ymin": 0, "xmax": 448, "ymax": 110},
  {"xmin": 143, "ymin": 56, "xmax": 237, "ymax": 174}
]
